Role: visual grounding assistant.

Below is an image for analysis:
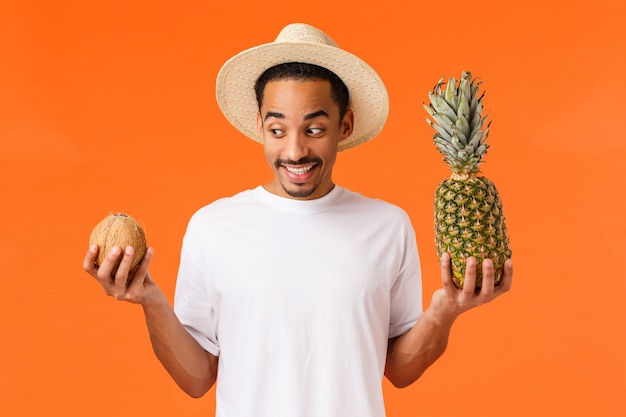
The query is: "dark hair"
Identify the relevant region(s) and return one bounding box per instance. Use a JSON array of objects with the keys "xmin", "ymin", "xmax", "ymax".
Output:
[{"xmin": 254, "ymin": 62, "xmax": 350, "ymax": 120}]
